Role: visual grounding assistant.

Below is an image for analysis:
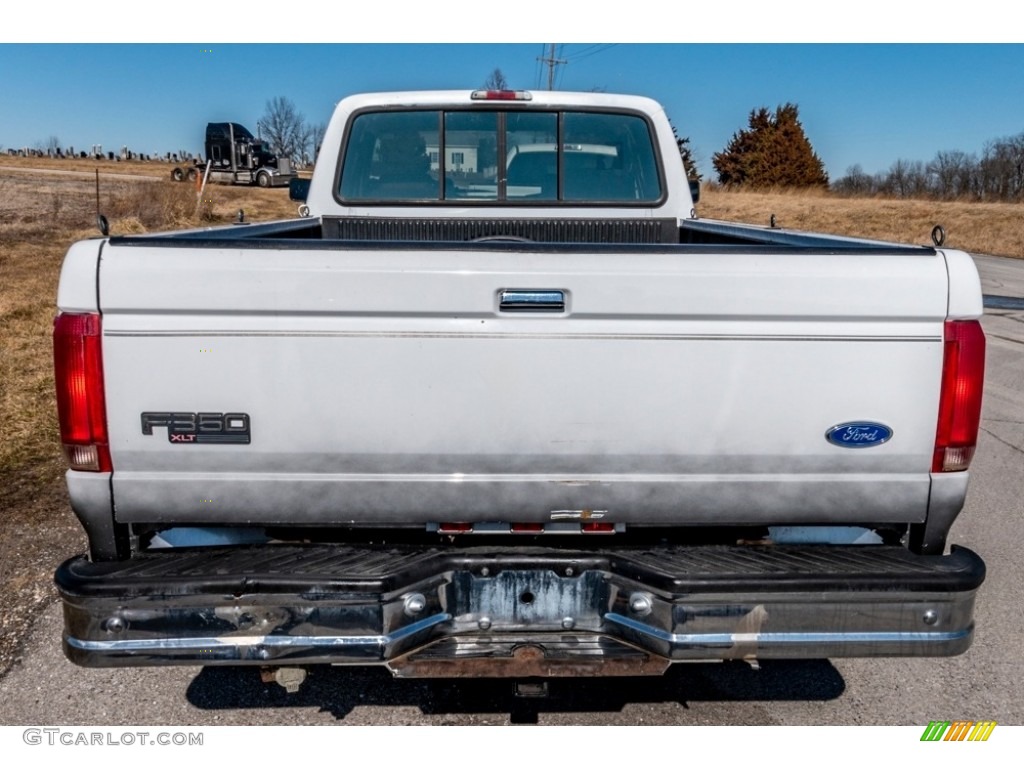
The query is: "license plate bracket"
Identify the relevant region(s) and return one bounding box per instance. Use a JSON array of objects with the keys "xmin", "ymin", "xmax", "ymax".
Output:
[{"xmin": 450, "ymin": 569, "xmax": 607, "ymax": 630}]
